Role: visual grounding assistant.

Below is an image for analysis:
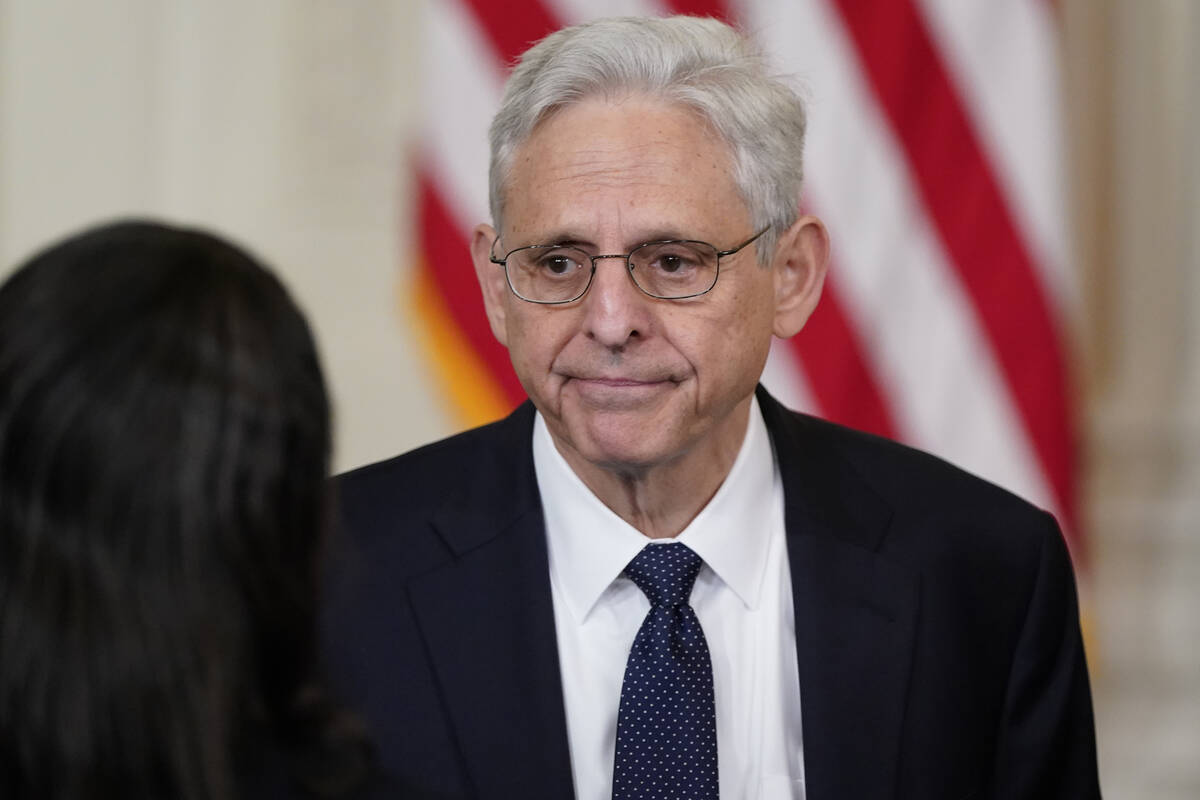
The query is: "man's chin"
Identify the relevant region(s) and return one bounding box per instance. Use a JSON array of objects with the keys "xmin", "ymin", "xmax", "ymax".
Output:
[{"xmin": 558, "ymin": 418, "xmax": 682, "ymax": 475}]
